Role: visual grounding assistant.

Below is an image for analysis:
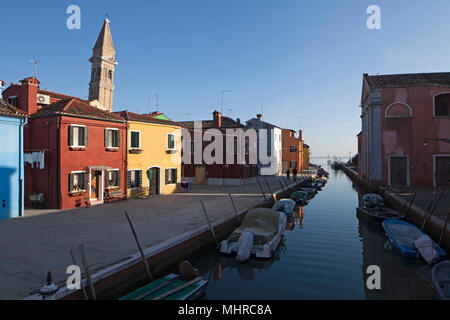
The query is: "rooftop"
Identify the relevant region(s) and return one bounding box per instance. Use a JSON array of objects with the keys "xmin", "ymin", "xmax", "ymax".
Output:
[
  {"xmin": 0, "ymin": 99, "xmax": 28, "ymax": 118},
  {"xmin": 114, "ymin": 110, "xmax": 179, "ymax": 126},
  {"xmin": 364, "ymin": 72, "xmax": 450, "ymax": 88}
]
